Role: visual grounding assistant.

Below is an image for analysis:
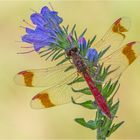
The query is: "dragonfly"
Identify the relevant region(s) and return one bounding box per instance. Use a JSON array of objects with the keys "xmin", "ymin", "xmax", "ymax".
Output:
[{"xmin": 14, "ymin": 17, "xmax": 140, "ymax": 119}]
